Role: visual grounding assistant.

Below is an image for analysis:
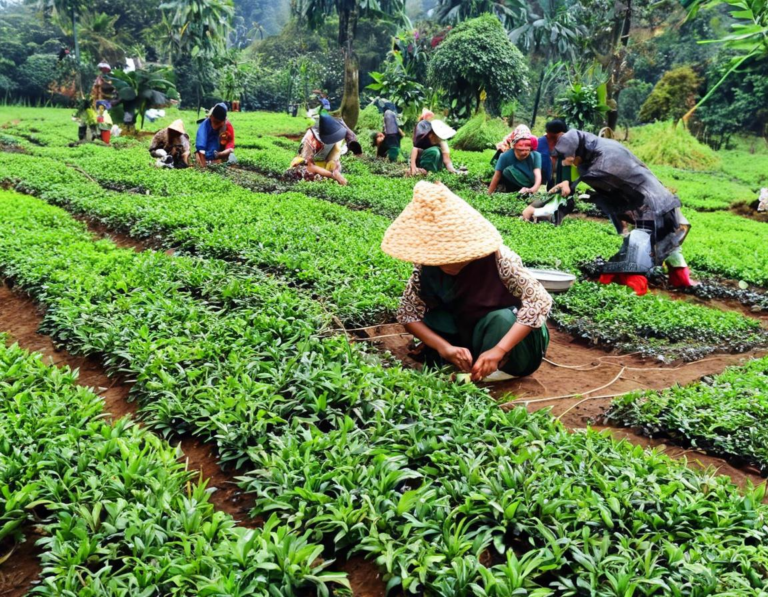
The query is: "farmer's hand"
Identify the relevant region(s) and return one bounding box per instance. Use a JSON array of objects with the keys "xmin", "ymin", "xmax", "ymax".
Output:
[
  {"xmin": 471, "ymin": 346, "xmax": 507, "ymax": 381},
  {"xmin": 439, "ymin": 345, "xmax": 473, "ymax": 373},
  {"xmin": 412, "ymin": 168, "xmax": 428, "ymax": 176},
  {"xmin": 332, "ymin": 170, "xmax": 348, "ymax": 186},
  {"xmin": 519, "ymin": 187, "xmax": 532, "ymax": 194},
  {"xmin": 549, "ymin": 181, "xmax": 571, "ymax": 196}
]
